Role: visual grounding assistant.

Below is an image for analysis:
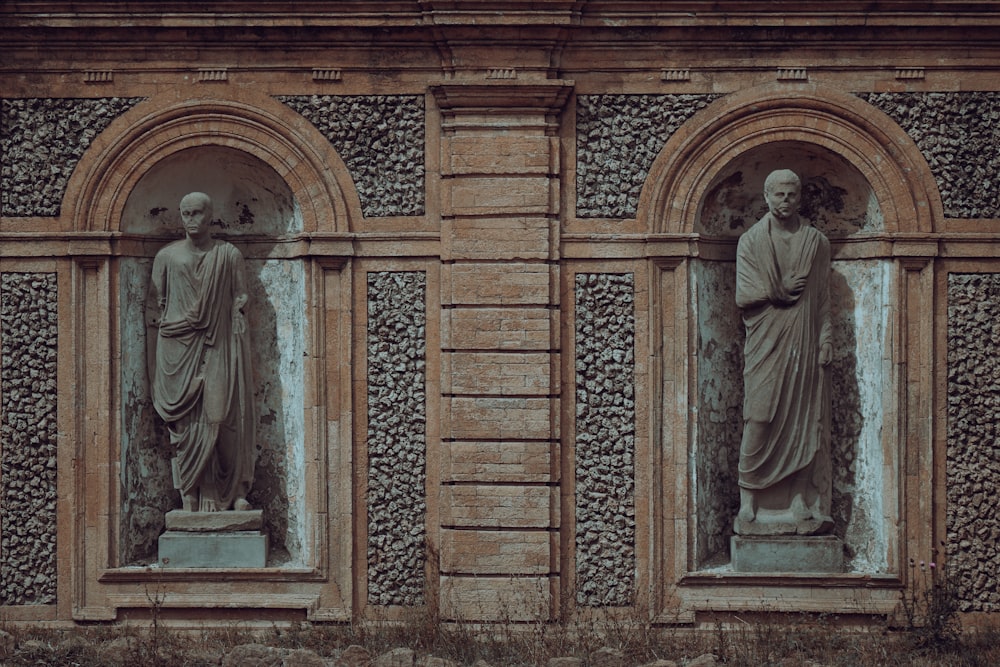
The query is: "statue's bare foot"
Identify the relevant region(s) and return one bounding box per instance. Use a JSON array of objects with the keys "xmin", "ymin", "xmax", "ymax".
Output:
[
  {"xmin": 182, "ymin": 492, "xmax": 198, "ymax": 512},
  {"xmin": 199, "ymin": 496, "xmax": 219, "ymax": 512},
  {"xmin": 790, "ymin": 493, "xmax": 812, "ymax": 521},
  {"xmin": 234, "ymin": 497, "xmax": 251, "ymax": 511},
  {"xmin": 737, "ymin": 488, "xmax": 756, "ymax": 523}
]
